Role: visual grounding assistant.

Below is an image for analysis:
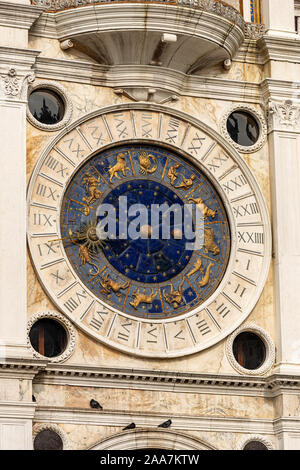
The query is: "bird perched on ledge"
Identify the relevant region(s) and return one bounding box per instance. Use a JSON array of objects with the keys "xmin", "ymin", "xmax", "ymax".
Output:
[
  {"xmin": 158, "ymin": 419, "xmax": 172, "ymax": 428},
  {"xmin": 123, "ymin": 423, "xmax": 136, "ymax": 431},
  {"xmin": 90, "ymin": 399, "xmax": 103, "ymax": 410}
]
